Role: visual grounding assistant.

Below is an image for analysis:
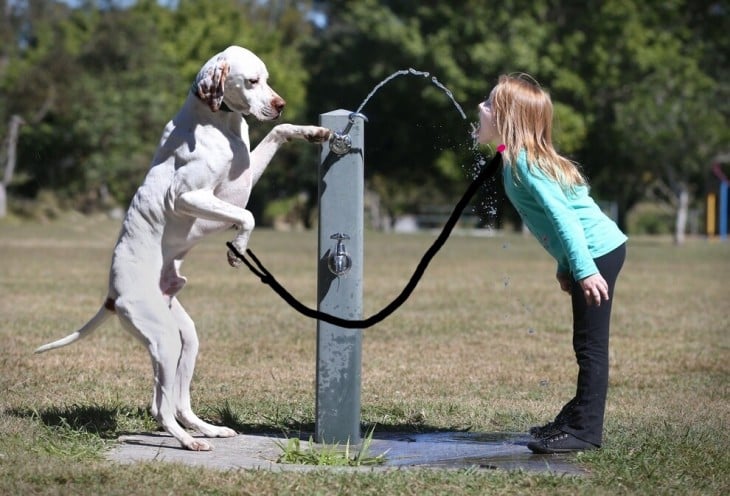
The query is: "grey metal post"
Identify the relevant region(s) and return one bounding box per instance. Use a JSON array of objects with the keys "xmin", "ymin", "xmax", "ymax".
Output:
[{"xmin": 315, "ymin": 109, "xmax": 364, "ymax": 444}]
